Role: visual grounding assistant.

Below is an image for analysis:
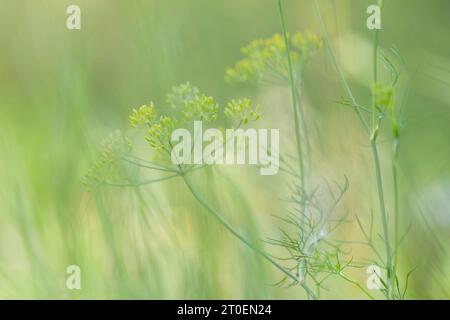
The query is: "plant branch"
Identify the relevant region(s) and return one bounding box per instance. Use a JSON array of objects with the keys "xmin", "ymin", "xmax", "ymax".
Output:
[
  {"xmin": 311, "ymin": 0, "xmax": 370, "ymax": 135},
  {"xmin": 181, "ymin": 171, "xmax": 318, "ymax": 299},
  {"xmin": 278, "ymin": 0, "xmax": 306, "ymax": 190}
]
